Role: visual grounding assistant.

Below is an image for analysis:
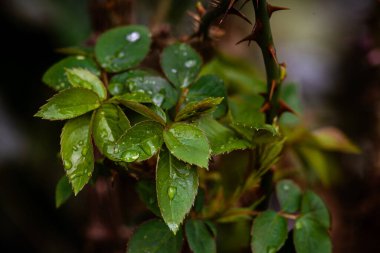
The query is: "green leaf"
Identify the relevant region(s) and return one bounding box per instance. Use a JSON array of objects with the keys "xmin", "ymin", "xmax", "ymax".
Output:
[
  {"xmin": 163, "ymin": 123, "xmax": 210, "ymax": 168},
  {"xmin": 136, "ymin": 180, "xmax": 161, "ymax": 217},
  {"xmin": 42, "ymin": 56, "xmax": 100, "ymax": 91},
  {"xmin": 108, "ymin": 70, "xmax": 149, "ymax": 95},
  {"xmin": 95, "ymin": 25, "xmax": 151, "ymax": 73},
  {"xmin": 127, "ymin": 219, "xmax": 183, "ymax": 253},
  {"xmin": 113, "ymin": 92, "xmax": 153, "ymax": 103},
  {"xmin": 175, "ymin": 97, "xmax": 223, "ymax": 122},
  {"xmin": 112, "ymin": 121, "xmax": 163, "ymax": 162},
  {"xmin": 161, "ymin": 43, "xmax": 202, "ymax": 88},
  {"xmin": 55, "ymin": 176, "xmax": 73, "ymax": 208},
  {"xmin": 187, "ymin": 75, "xmax": 228, "ymax": 118},
  {"xmin": 197, "ymin": 116, "xmax": 250, "ymax": 155},
  {"xmin": 156, "ymin": 148, "xmax": 199, "ymax": 234},
  {"xmin": 60, "ymin": 114, "xmax": 94, "ymax": 195},
  {"xmin": 65, "ymin": 68, "xmax": 107, "ymax": 100},
  {"xmin": 294, "ymin": 216, "xmax": 332, "ymax": 253},
  {"xmin": 185, "ymin": 219, "xmax": 216, "ymax": 253},
  {"xmin": 92, "ymin": 104, "xmax": 131, "ymax": 159},
  {"xmin": 311, "ymin": 127, "xmax": 360, "ymax": 154},
  {"xmin": 229, "ymin": 95, "xmax": 265, "ymax": 128},
  {"xmin": 35, "ymin": 88, "xmax": 100, "ymax": 120},
  {"xmin": 276, "ymin": 180, "xmax": 302, "ymax": 213},
  {"xmin": 259, "ymin": 138, "xmax": 285, "ymax": 172},
  {"xmin": 118, "ymin": 100, "xmax": 166, "ymax": 125},
  {"xmin": 301, "ymin": 191, "xmax": 330, "ymax": 229},
  {"xmin": 251, "ymin": 211, "xmax": 288, "ymax": 253}
]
